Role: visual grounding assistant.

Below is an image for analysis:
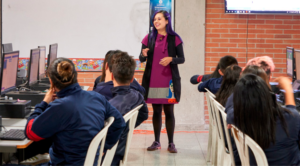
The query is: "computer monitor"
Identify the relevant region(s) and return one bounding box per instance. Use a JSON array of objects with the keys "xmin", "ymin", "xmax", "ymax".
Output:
[
  {"xmin": 295, "ymin": 49, "xmax": 300, "ymax": 81},
  {"xmin": 2, "ymin": 43, "xmax": 13, "ymax": 53},
  {"xmin": 38, "ymin": 46, "xmax": 46, "ymax": 79},
  {"xmin": 0, "ymin": 51, "xmax": 19, "ymax": 95},
  {"xmin": 27, "ymin": 49, "xmax": 40, "ymax": 86},
  {"xmin": 286, "ymin": 47, "xmax": 294, "ymax": 78},
  {"xmin": 47, "ymin": 43, "xmax": 58, "ymax": 69}
]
